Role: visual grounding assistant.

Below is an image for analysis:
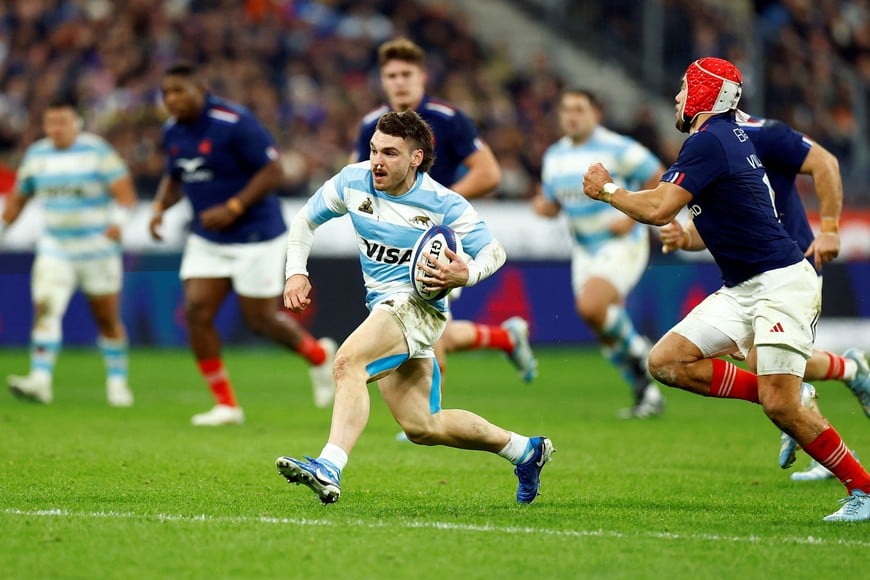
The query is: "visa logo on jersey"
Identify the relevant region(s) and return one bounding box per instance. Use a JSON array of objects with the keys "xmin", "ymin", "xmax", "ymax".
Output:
[{"xmin": 362, "ymin": 239, "xmax": 413, "ymax": 264}]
